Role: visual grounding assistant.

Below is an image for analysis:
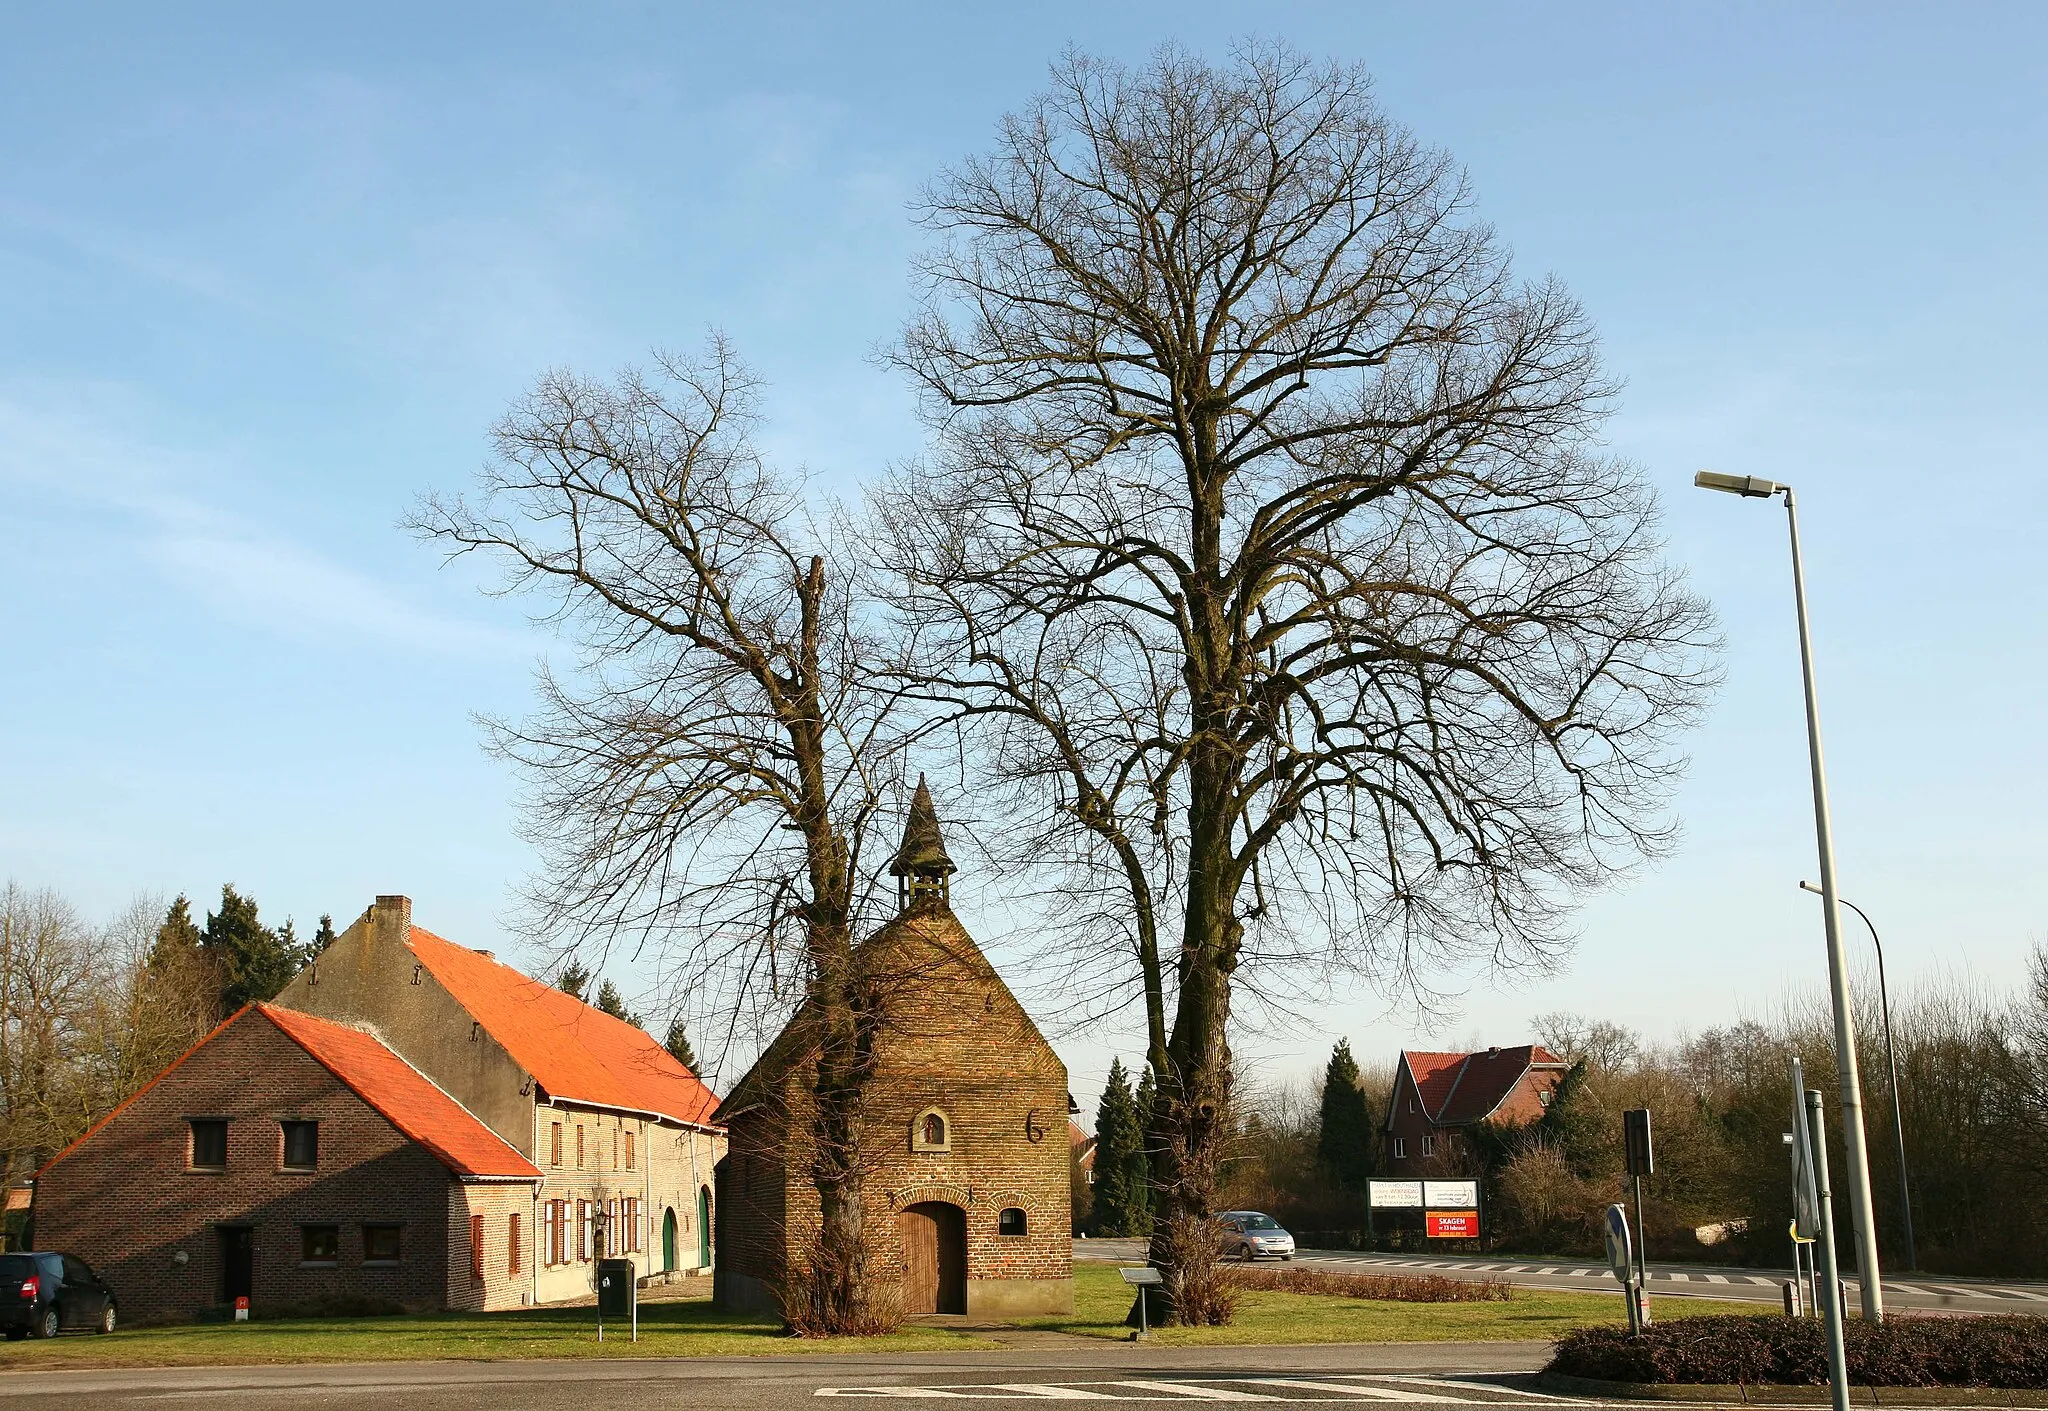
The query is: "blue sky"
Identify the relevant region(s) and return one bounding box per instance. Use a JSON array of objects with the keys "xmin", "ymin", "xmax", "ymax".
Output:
[{"xmin": 3, "ymin": 3, "xmax": 2044, "ymax": 1105}]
